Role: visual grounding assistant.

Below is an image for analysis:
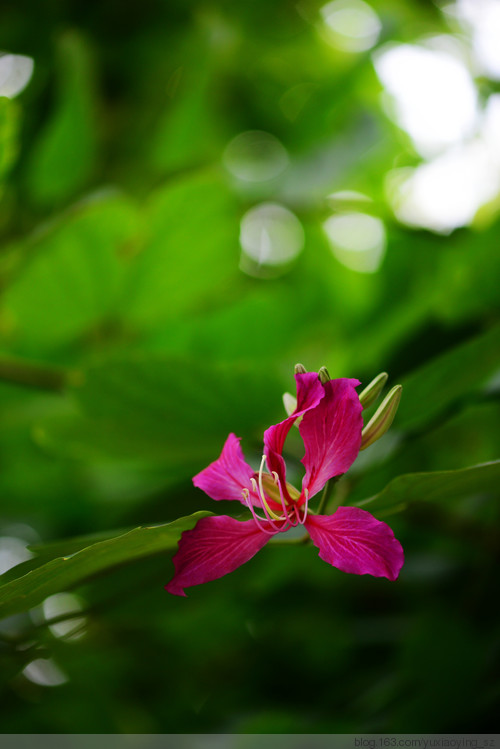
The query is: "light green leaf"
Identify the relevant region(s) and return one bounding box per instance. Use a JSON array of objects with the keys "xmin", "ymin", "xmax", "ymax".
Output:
[
  {"xmin": 121, "ymin": 170, "xmax": 239, "ymax": 328},
  {"xmin": 357, "ymin": 460, "xmax": 500, "ymax": 514},
  {"xmin": 149, "ymin": 43, "xmax": 220, "ymax": 173},
  {"xmin": 0, "ymin": 511, "xmax": 210, "ymax": 620},
  {"xmin": 2, "ymin": 193, "xmax": 140, "ymax": 351},
  {"xmin": 26, "ymin": 31, "xmax": 97, "ymax": 205}
]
